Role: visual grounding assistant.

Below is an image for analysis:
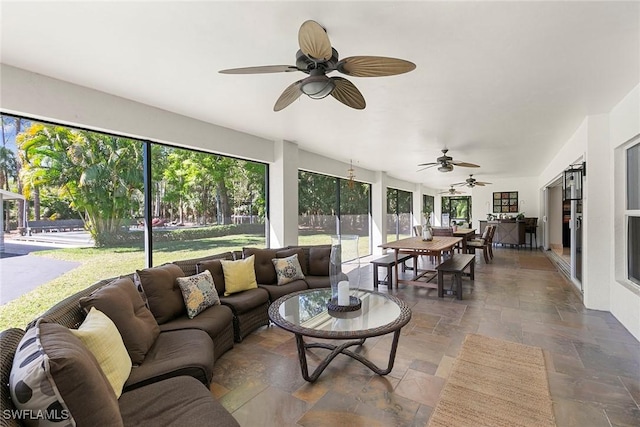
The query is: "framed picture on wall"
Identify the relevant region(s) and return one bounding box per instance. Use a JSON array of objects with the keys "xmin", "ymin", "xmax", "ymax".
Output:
[{"xmin": 493, "ymin": 191, "xmax": 518, "ymax": 213}]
